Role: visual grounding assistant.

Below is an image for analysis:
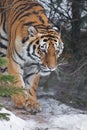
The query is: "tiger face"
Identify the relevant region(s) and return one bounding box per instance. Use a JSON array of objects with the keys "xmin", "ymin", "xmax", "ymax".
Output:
[{"xmin": 25, "ymin": 26, "xmax": 64, "ymax": 75}]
